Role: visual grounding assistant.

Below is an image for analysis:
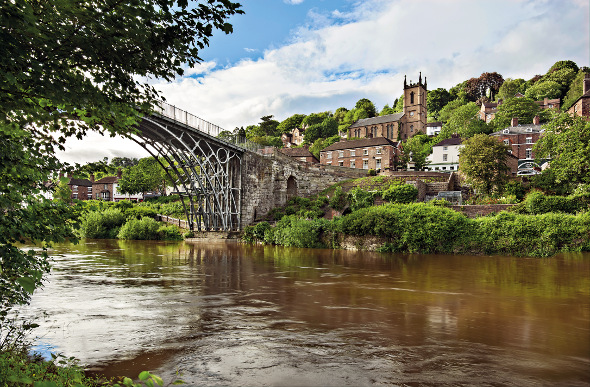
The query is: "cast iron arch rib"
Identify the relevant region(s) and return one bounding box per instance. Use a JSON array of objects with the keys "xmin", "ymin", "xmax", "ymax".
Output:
[{"xmin": 130, "ymin": 116, "xmax": 243, "ymax": 232}]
